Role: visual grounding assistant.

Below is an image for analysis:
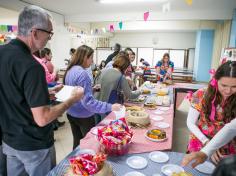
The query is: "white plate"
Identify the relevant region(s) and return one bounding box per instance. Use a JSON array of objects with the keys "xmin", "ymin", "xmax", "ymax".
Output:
[
  {"xmin": 76, "ymin": 149, "xmax": 95, "ymax": 155},
  {"xmin": 151, "ymin": 116, "xmax": 164, "ymax": 121},
  {"xmin": 161, "ymin": 164, "xmax": 184, "ymax": 176},
  {"xmin": 154, "ymin": 111, "xmax": 164, "ymax": 115},
  {"xmin": 126, "ymin": 156, "xmax": 148, "ymax": 169},
  {"xmin": 124, "ymin": 171, "xmax": 146, "ymax": 176},
  {"xmin": 145, "ymin": 131, "xmax": 167, "ymax": 142},
  {"xmin": 154, "ymin": 122, "xmax": 170, "ymax": 129},
  {"xmin": 149, "ymin": 151, "xmax": 169, "ymax": 163},
  {"xmin": 55, "ymin": 85, "xmax": 75, "ymax": 102},
  {"xmin": 159, "ymin": 107, "xmax": 170, "ymax": 111},
  {"xmin": 195, "ymin": 161, "xmax": 216, "ymax": 174}
]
